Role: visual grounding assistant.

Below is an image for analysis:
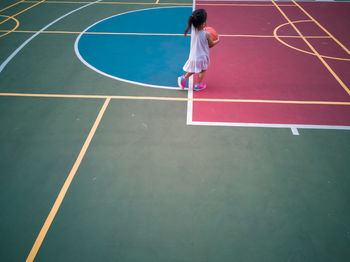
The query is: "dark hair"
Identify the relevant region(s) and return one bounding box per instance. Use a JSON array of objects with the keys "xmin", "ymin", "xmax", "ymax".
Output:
[{"xmin": 184, "ymin": 9, "xmax": 207, "ymax": 36}]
